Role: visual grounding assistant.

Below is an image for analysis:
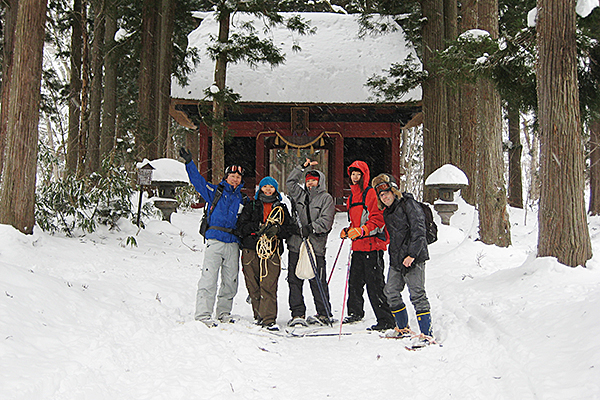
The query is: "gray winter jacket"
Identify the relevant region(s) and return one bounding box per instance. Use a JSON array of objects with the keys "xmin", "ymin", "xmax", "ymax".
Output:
[{"xmin": 286, "ymin": 166, "xmax": 335, "ymax": 256}]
